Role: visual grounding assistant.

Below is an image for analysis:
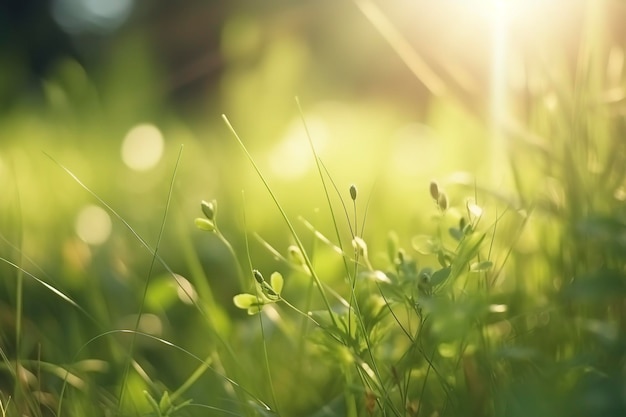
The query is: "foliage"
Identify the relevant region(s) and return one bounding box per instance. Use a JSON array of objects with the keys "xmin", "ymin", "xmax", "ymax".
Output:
[{"xmin": 1, "ymin": 1, "xmax": 626, "ymax": 417}]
